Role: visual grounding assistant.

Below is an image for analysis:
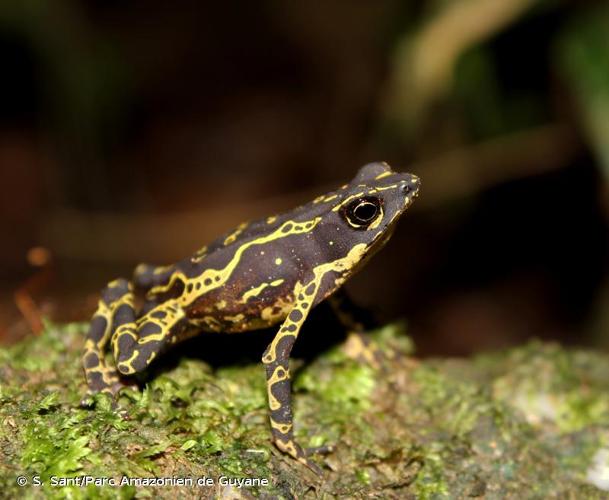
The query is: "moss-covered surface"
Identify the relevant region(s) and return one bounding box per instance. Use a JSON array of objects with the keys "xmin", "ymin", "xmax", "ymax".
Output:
[{"xmin": 0, "ymin": 321, "xmax": 608, "ymax": 499}]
